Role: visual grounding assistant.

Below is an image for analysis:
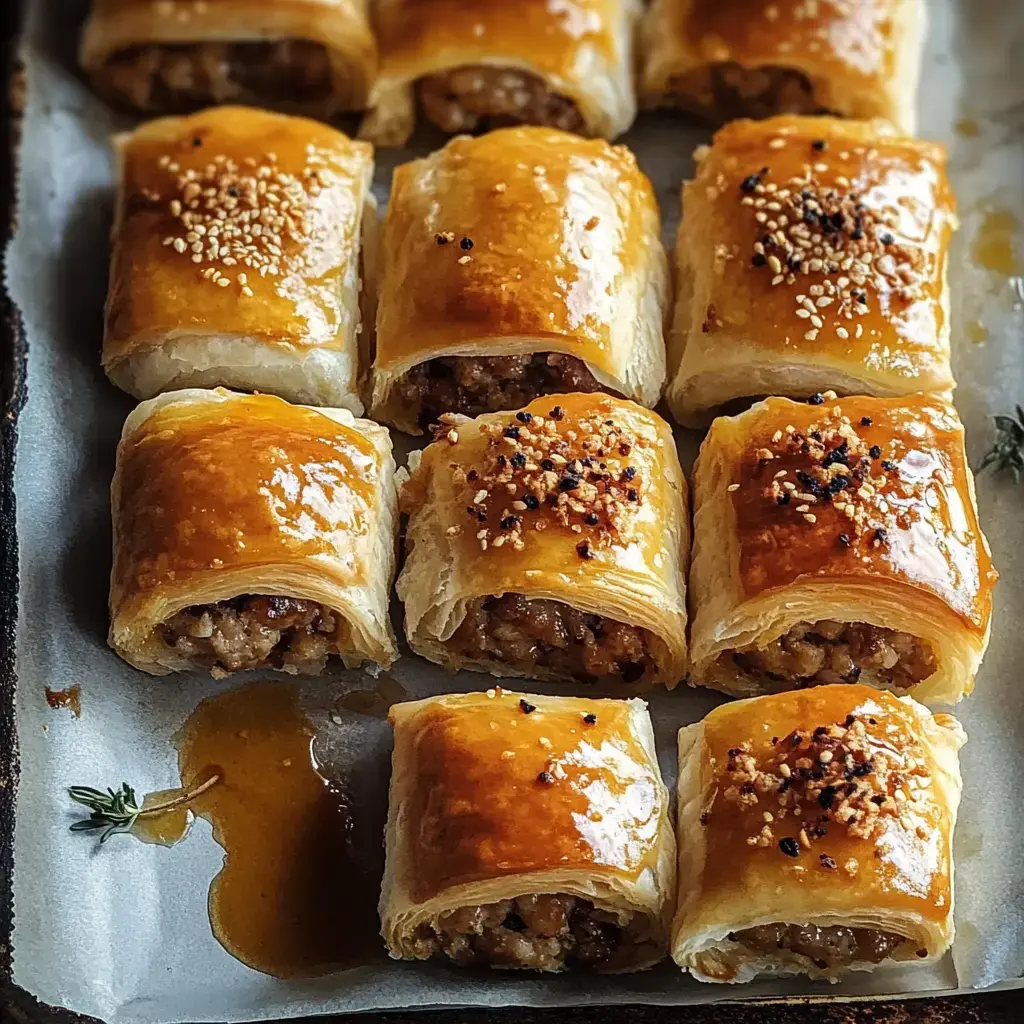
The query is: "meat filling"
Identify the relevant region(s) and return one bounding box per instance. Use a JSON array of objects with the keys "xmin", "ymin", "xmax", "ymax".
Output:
[
  {"xmin": 715, "ymin": 620, "xmax": 937, "ymax": 692},
  {"xmin": 410, "ymin": 894, "xmax": 649, "ymax": 971},
  {"xmin": 730, "ymin": 923, "xmax": 908, "ymax": 972},
  {"xmin": 419, "ymin": 65, "xmax": 585, "ymax": 134},
  {"xmin": 161, "ymin": 595, "xmax": 338, "ymax": 677},
  {"xmin": 104, "ymin": 41, "xmax": 334, "ymax": 113},
  {"xmin": 450, "ymin": 594, "xmax": 656, "ymax": 685},
  {"xmin": 665, "ymin": 62, "xmax": 829, "ymax": 122},
  {"xmin": 396, "ymin": 353, "xmax": 609, "ymax": 426}
]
